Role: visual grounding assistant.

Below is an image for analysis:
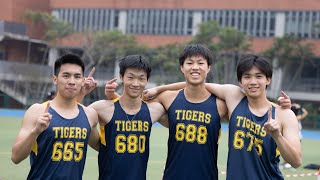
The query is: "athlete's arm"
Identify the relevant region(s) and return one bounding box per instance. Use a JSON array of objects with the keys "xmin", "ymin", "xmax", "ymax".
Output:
[
  {"xmin": 264, "ymin": 108, "xmax": 302, "ymax": 168},
  {"xmin": 147, "ymin": 101, "xmax": 168, "ymax": 128},
  {"xmin": 297, "ymin": 107, "xmax": 308, "ymax": 121},
  {"xmin": 86, "ymin": 107, "xmax": 100, "ymax": 151},
  {"xmin": 205, "ymin": 83, "xmax": 292, "ymax": 112},
  {"xmin": 11, "ymin": 103, "xmax": 52, "ymax": 164},
  {"xmin": 142, "ymin": 82, "xmax": 185, "ymax": 100},
  {"xmin": 158, "ymin": 114, "xmax": 169, "ymax": 128},
  {"xmin": 216, "ymin": 98, "xmax": 229, "ymax": 120}
]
